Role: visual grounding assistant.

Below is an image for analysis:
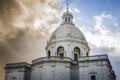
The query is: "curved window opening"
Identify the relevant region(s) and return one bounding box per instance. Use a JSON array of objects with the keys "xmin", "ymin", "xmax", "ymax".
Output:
[
  {"xmin": 74, "ymin": 47, "xmax": 80, "ymax": 61},
  {"xmin": 74, "ymin": 54, "xmax": 78, "ymax": 61},
  {"xmin": 48, "ymin": 50, "xmax": 51, "ymax": 58},
  {"xmin": 60, "ymin": 53, "xmax": 64, "ymax": 59},
  {"xmin": 65, "ymin": 17, "xmax": 67, "ymax": 22},
  {"xmin": 57, "ymin": 46, "xmax": 64, "ymax": 59},
  {"xmin": 74, "ymin": 47, "xmax": 80, "ymax": 53},
  {"xmin": 57, "ymin": 46, "xmax": 64, "ymax": 53},
  {"xmin": 68, "ymin": 17, "xmax": 70, "ymax": 21},
  {"xmin": 91, "ymin": 75, "xmax": 96, "ymax": 80},
  {"xmin": 86, "ymin": 52, "xmax": 89, "ymax": 57}
]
